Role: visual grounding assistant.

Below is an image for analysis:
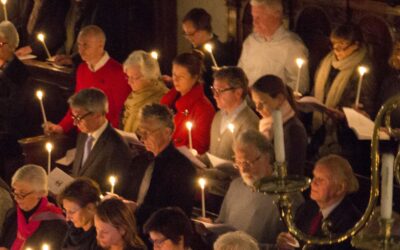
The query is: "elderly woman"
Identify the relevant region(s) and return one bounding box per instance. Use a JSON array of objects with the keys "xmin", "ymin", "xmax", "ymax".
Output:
[
  {"xmin": 214, "ymin": 231, "xmax": 259, "ymax": 250},
  {"xmin": 94, "ymin": 198, "xmax": 146, "ymax": 250},
  {"xmin": 121, "ymin": 50, "xmax": 168, "ymax": 133},
  {"xmin": 59, "ymin": 178, "xmax": 101, "ymax": 250},
  {"xmin": 312, "ymin": 23, "xmax": 377, "ymax": 157},
  {"xmin": 144, "ymin": 207, "xmax": 193, "ymax": 250},
  {"xmin": 0, "ymin": 164, "xmax": 67, "ymax": 250},
  {"xmin": 160, "ymin": 51, "xmax": 215, "ymax": 154}
]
